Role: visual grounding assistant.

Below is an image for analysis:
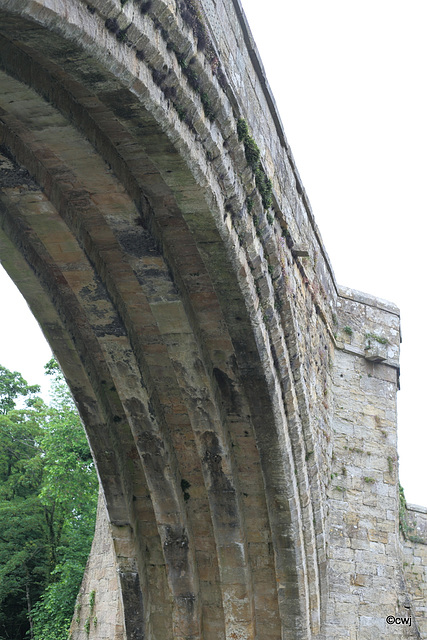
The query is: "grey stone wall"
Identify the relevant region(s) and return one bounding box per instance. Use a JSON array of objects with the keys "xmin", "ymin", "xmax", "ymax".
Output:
[
  {"xmin": 401, "ymin": 505, "xmax": 427, "ymax": 638},
  {"xmin": 70, "ymin": 493, "xmax": 125, "ymax": 640}
]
